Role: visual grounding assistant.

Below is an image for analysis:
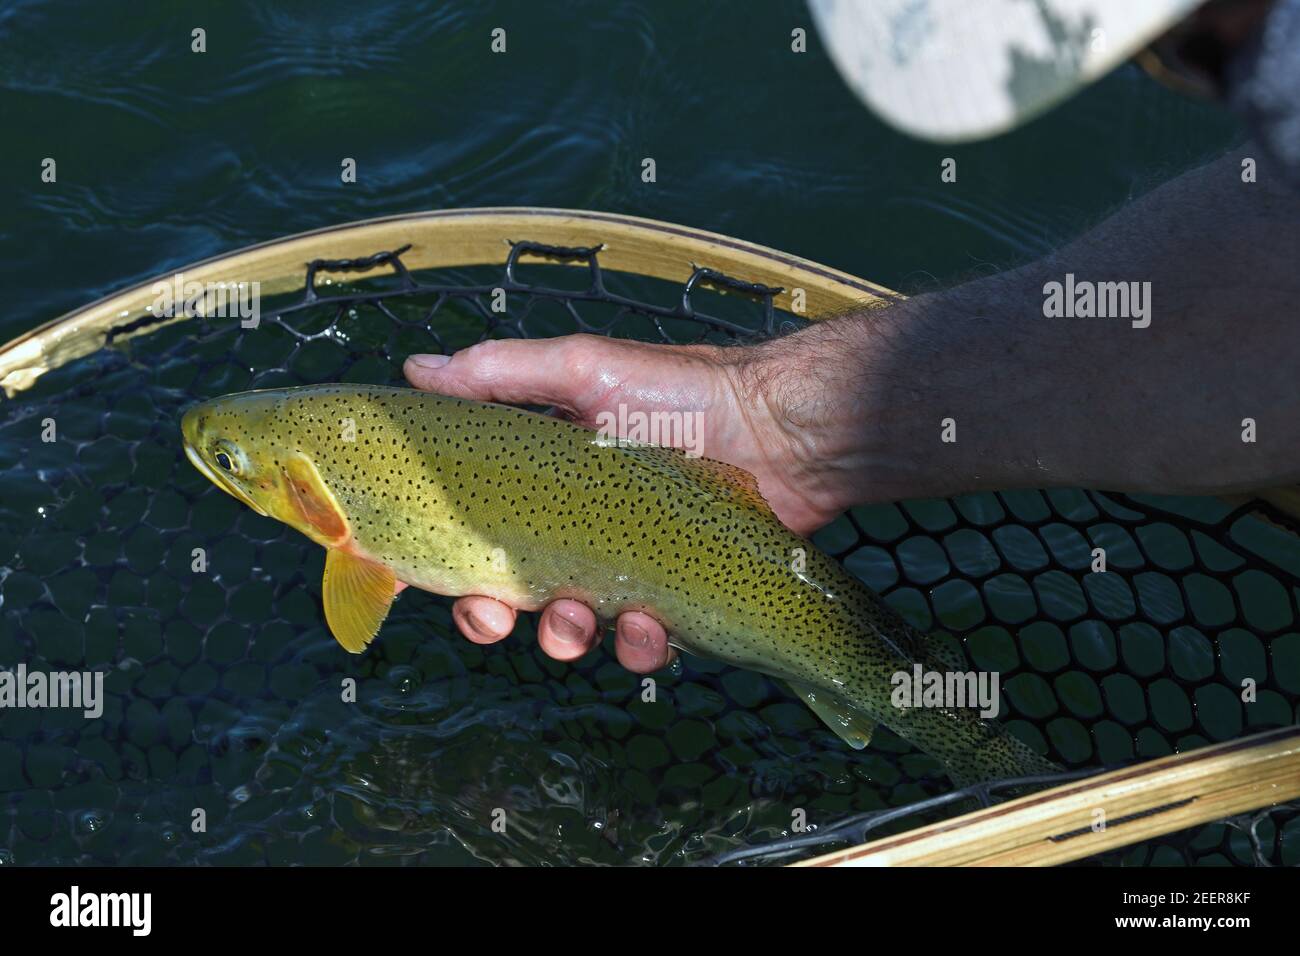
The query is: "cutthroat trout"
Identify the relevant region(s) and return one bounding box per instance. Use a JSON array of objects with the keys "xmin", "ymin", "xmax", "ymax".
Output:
[{"xmin": 182, "ymin": 384, "xmax": 1057, "ymax": 785}]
